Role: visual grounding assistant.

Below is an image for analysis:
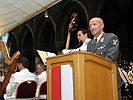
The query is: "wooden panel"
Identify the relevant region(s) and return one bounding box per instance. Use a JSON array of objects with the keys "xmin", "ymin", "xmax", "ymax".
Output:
[
  {"xmin": 46, "ymin": 51, "xmax": 118, "ymax": 100},
  {"xmin": 84, "ymin": 61, "xmax": 113, "ymax": 99}
]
